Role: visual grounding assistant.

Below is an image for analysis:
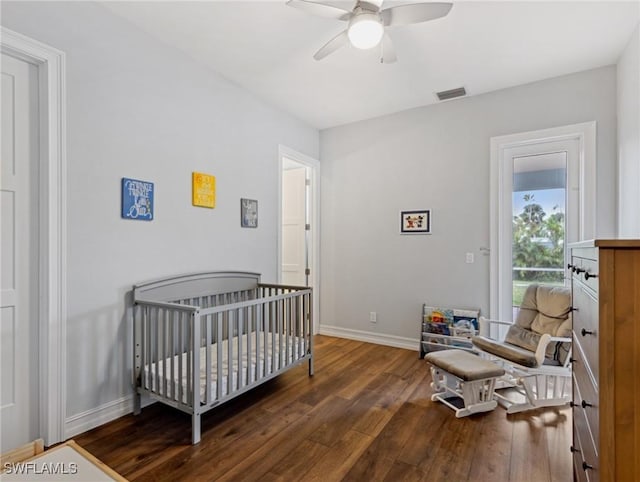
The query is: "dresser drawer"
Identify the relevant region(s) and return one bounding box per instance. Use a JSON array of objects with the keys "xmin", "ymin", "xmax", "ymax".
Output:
[
  {"xmin": 573, "ymin": 382, "xmax": 599, "ymax": 482},
  {"xmin": 572, "ymin": 257, "xmax": 599, "ymax": 294},
  {"xmin": 572, "ymin": 283, "xmax": 599, "ymax": 379},
  {"xmin": 573, "ymin": 342, "xmax": 599, "ymax": 445}
]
